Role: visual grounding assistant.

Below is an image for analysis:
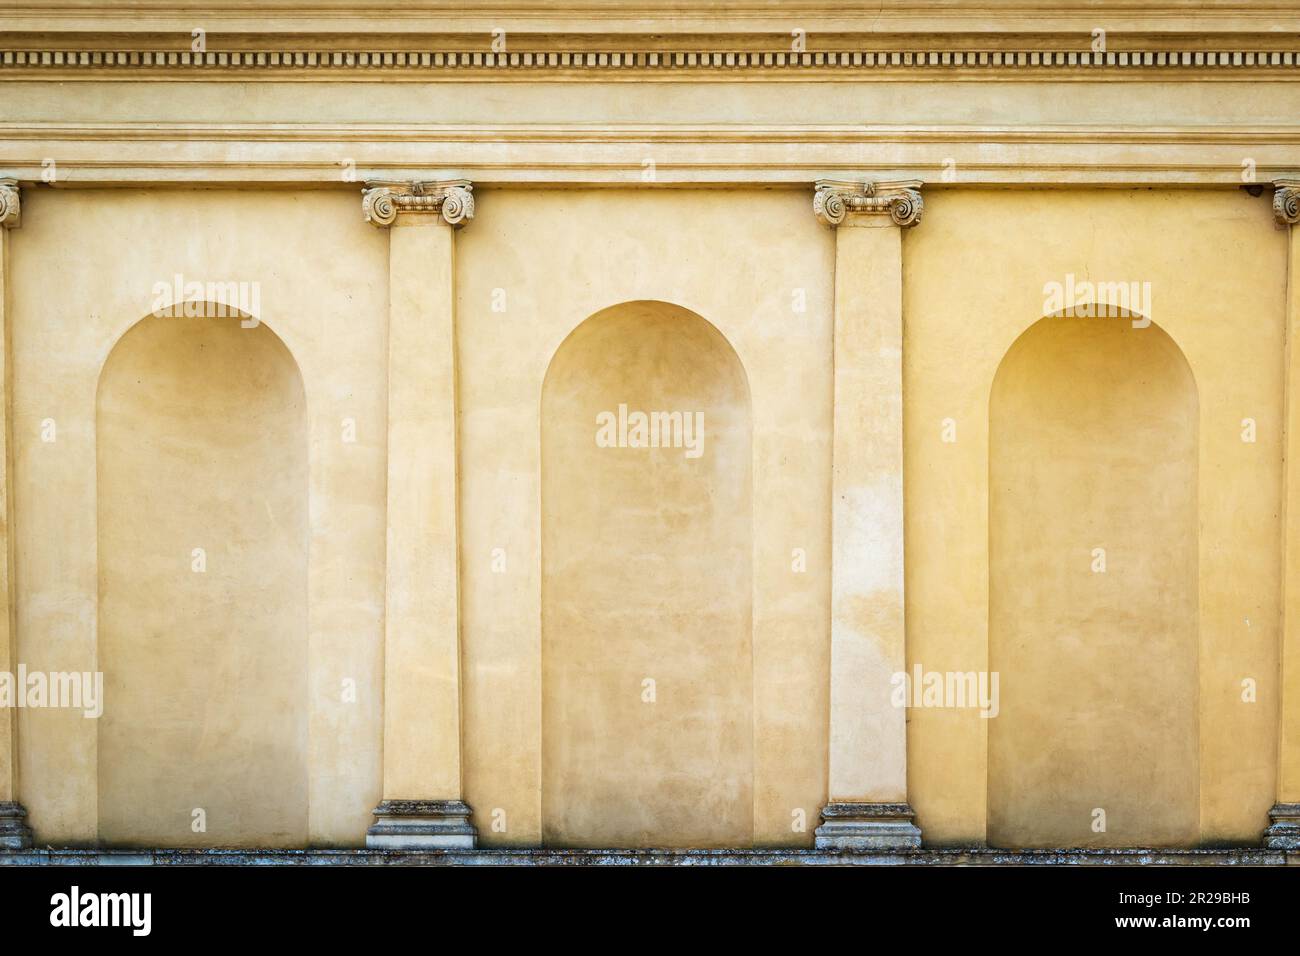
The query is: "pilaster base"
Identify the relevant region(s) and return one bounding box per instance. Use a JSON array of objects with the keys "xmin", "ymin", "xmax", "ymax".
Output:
[
  {"xmin": 814, "ymin": 802, "xmax": 922, "ymax": 850},
  {"xmin": 0, "ymin": 802, "xmax": 33, "ymax": 850},
  {"xmin": 366, "ymin": 799, "xmax": 477, "ymax": 849},
  {"xmin": 1263, "ymin": 803, "xmax": 1300, "ymax": 849}
]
